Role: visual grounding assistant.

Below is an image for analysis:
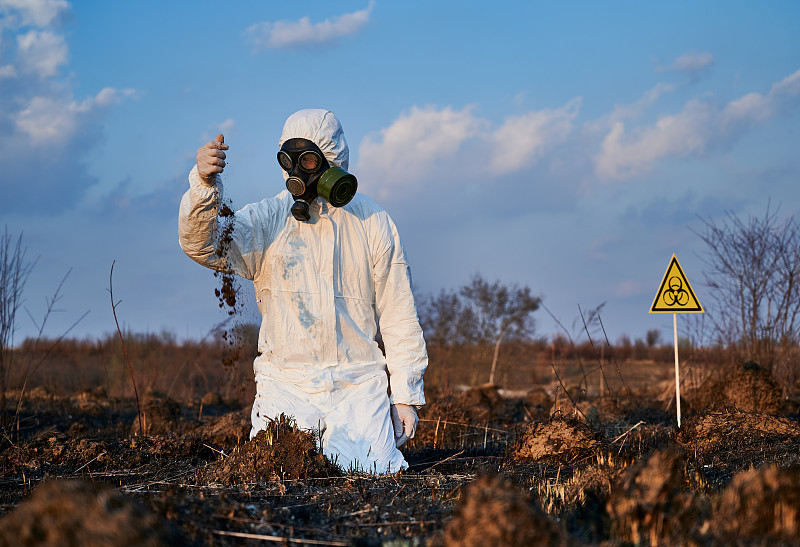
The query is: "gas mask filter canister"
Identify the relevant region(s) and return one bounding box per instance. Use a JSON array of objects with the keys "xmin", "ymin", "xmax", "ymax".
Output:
[{"xmin": 277, "ymin": 138, "xmax": 358, "ymax": 221}]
